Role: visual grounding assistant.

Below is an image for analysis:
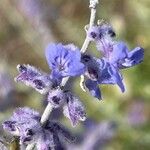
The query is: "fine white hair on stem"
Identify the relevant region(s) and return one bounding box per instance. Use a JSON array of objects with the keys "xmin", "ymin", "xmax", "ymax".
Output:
[
  {"xmin": 26, "ymin": 0, "xmax": 99, "ymax": 149},
  {"xmin": 40, "ymin": 103, "xmax": 53, "ymax": 125},
  {"xmin": 26, "ymin": 144, "xmax": 35, "ymax": 150},
  {"xmin": 61, "ymin": 0, "xmax": 99, "ymax": 86},
  {"xmin": 80, "ymin": 0, "xmax": 99, "ymax": 53}
]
